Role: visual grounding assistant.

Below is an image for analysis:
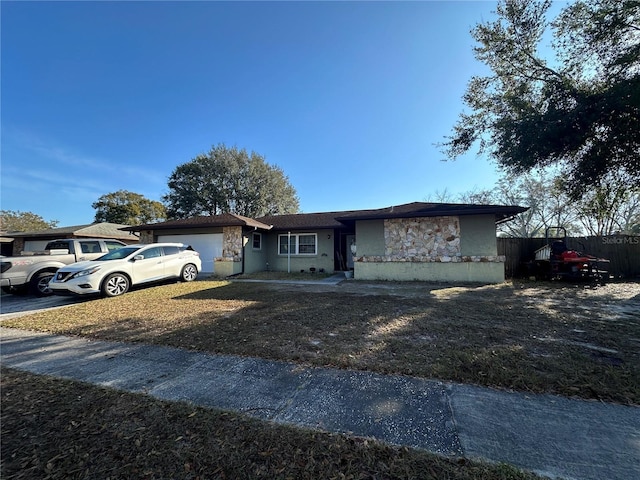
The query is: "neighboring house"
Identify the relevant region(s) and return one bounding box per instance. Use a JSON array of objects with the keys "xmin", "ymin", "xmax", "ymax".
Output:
[
  {"xmin": 125, "ymin": 202, "xmax": 527, "ymax": 283},
  {"xmin": 6, "ymin": 222, "xmax": 137, "ymax": 256}
]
